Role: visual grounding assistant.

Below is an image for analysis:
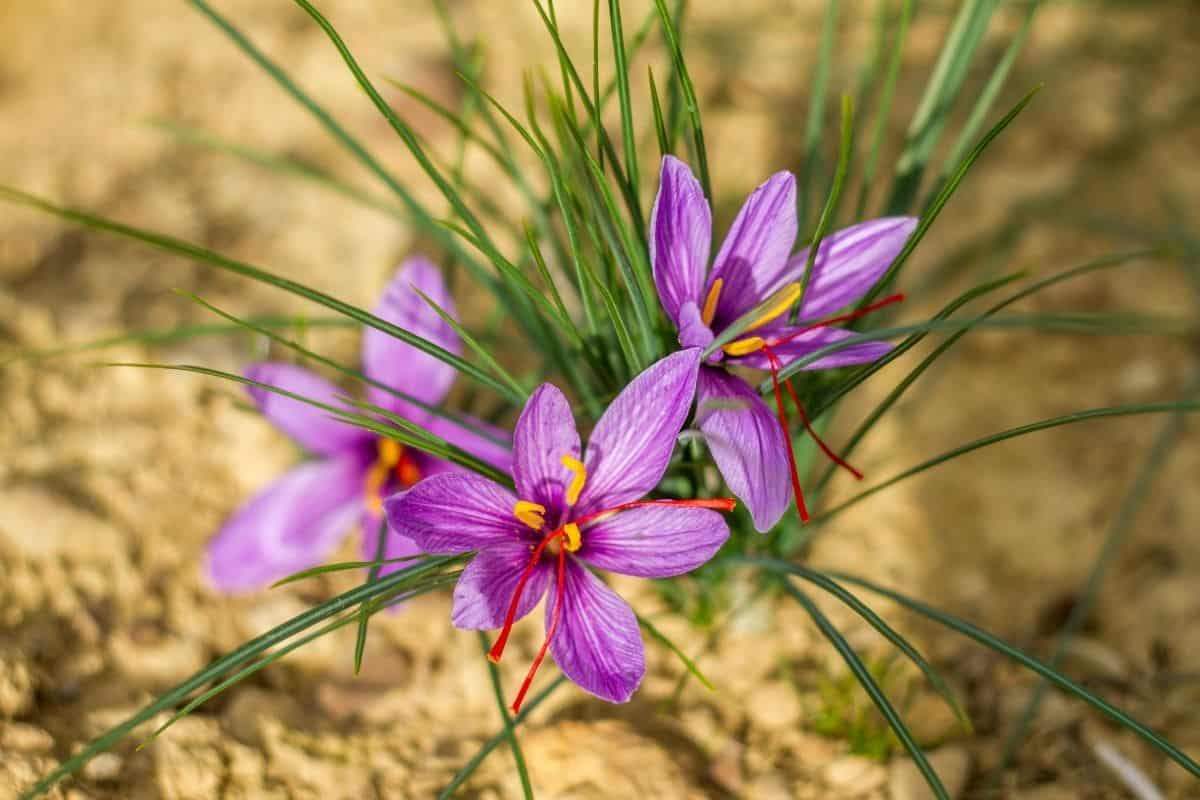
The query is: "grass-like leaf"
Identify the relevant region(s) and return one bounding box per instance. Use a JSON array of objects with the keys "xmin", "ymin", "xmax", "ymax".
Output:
[
  {"xmin": 798, "ymin": 0, "xmax": 839, "ymax": 229},
  {"xmin": 816, "ymin": 401, "xmax": 1200, "ymax": 521},
  {"xmin": 993, "ymin": 370, "xmax": 1200, "ymax": 782},
  {"xmin": 746, "ymin": 557, "xmax": 969, "ymax": 731},
  {"xmin": 478, "ymin": 632, "xmax": 535, "ymax": 800},
  {"xmin": 826, "ymin": 572, "xmax": 1200, "ymax": 780},
  {"xmin": 21, "ymin": 556, "xmax": 464, "ymax": 798},
  {"xmin": 886, "ymin": 0, "xmax": 1000, "ymax": 214},
  {"xmin": 855, "ymin": 0, "xmax": 912, "ymax": 218},
  {"xmin": 0, "ymin": 185, "xmax": 524, "ymax": 405},
  {"xmin": 781, "ymin": 580, "xmax": 950, "ymax": 799},
  {"xmin": 439, "ymin": 676, "xmax": 568, "ymax": 799},
  {"xmin": 638, "ymin": 613, "xmax": 715, "ymax": 691},
  {"xmin": 652, "ymin": 0, "xmax": 710, "ymax": 198}
]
